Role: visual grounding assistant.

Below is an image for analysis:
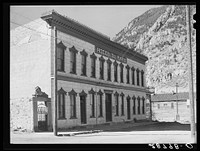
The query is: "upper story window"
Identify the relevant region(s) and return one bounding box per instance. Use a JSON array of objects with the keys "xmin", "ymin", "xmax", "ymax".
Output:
[
  {"xmin": 136, "ymin": 68, "xmax": 140, "ymax": 86},
  {"xmin": 171, "ymin": 102, "xmax": 174, "ymax": 109},
  {"xmin": 141, "ymin": 70, "xmax": 144, "ymax": 87},
  {"xmin": 90, "ymin": 53, "xmax": 97, "ymax": 78},
  {"xmin": 120, "ymin": 63, "xmax": 124, "ymax": 83},
  {"xmin": 114, "ymin": 61, "xmax": 118, "ymax": 82},
  {"xmin": 126, "ymin": 65, "xmax": 130, "ymax": 84},
  {"xmin": 80, "ymin": 49, "xmax": 88, "ymax": 76},
  {"xmin": 57, "ymin": 41, "xmax": 66, "ymax": 71},
  {"xmin": 107, "ymin": 59, "xmax": 112, "ymax": 81},
  {"xmin": 99, "ymin": 56, "xmax": 105, "ymax": 80},
  {"xmin": 69, "ymin": 46, "xmax": 78, "ymax": 74},
  {"xmin": 131, "ymin": 67, "xmax": 135, "ymax": 85},
  {"xmin": 58, "ymin": 87, "xmax": 67, "ymax": 119}
]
